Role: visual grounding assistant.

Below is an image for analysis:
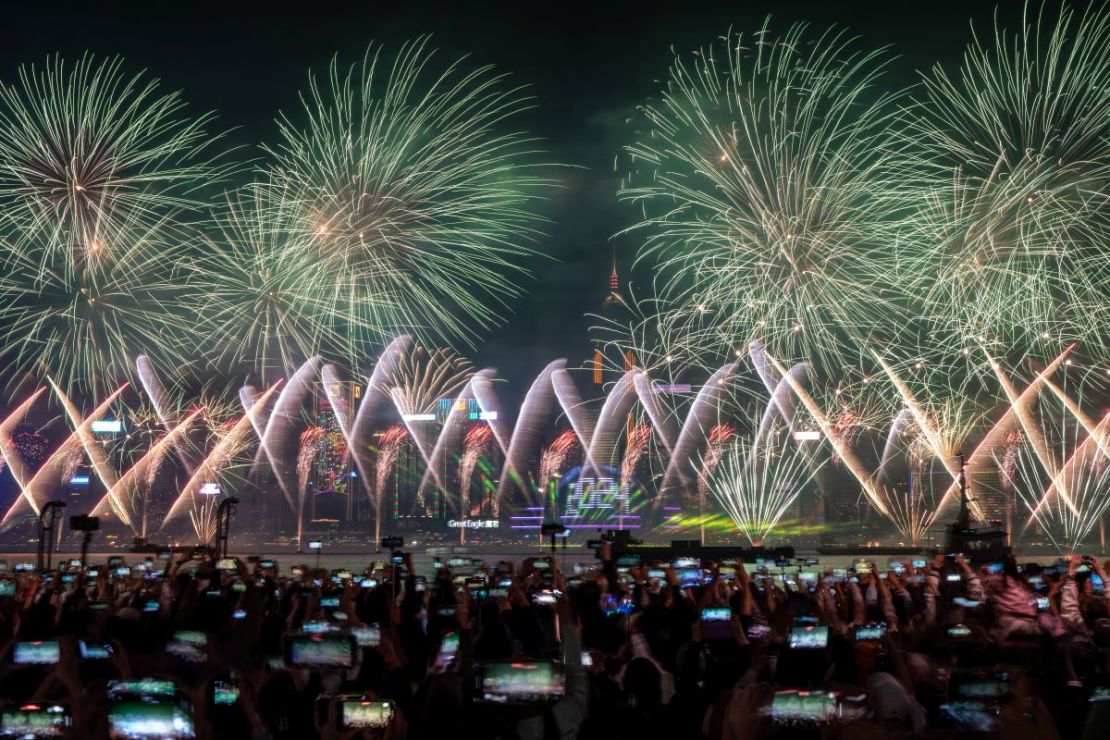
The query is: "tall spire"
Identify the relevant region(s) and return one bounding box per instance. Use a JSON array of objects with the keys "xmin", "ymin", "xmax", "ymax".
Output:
[{"xmin": 609, "ymin": 245, "xmax": 619, "ymax": 291}]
